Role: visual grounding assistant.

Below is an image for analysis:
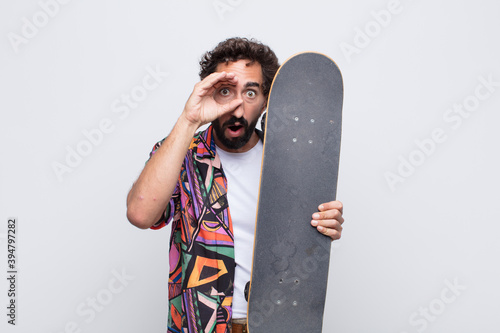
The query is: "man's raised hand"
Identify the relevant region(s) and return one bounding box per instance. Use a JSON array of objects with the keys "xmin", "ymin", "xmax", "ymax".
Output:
[{"xmin": 182, "ymin": 71, "xmax": 243, "ymax": 126}]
